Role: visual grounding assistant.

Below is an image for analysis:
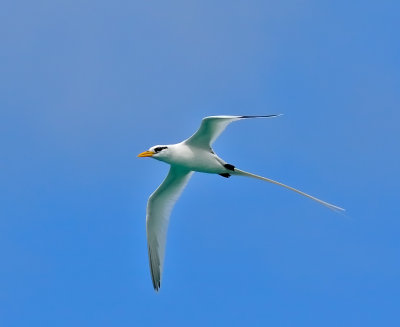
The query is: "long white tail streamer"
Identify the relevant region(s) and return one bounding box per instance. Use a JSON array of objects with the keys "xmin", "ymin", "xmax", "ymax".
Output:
[{"xmin": 234, "ymin": 168, "xmax": 345, "ymax": 212}]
